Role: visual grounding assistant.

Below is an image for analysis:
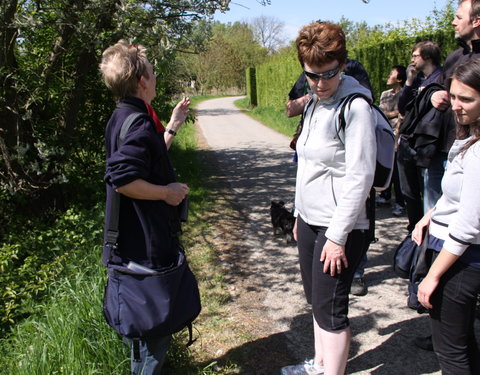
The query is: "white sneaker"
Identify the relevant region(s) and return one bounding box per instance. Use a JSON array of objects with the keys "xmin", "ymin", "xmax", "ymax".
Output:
[{"xmin": 281, "ymin": 359, "xmax": 324, "ymax": 375}]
